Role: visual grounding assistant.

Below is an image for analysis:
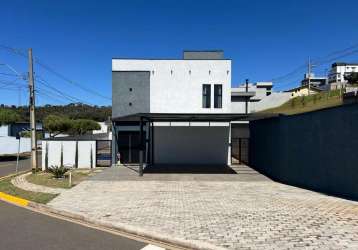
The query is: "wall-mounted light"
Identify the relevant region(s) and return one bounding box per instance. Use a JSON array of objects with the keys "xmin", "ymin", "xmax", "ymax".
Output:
[
  {"xmin": 209, "ymin": 70, "xmax": 211, "ymax": 75},
  {"xmin": 189, "ymin": 70, "xmax": 191, "ymax": 75},
  {"xmin": 171, "ymin": 70, "xmax": 173, "ymax": 75}
]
